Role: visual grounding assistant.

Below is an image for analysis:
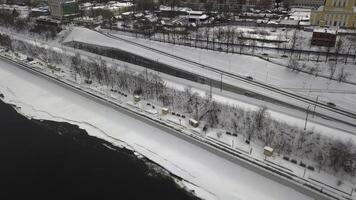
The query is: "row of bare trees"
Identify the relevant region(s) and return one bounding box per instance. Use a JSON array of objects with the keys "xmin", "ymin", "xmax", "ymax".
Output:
[{"xmin": 69, "ymin": 52, "xmax": 356, "ymax": 176}]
